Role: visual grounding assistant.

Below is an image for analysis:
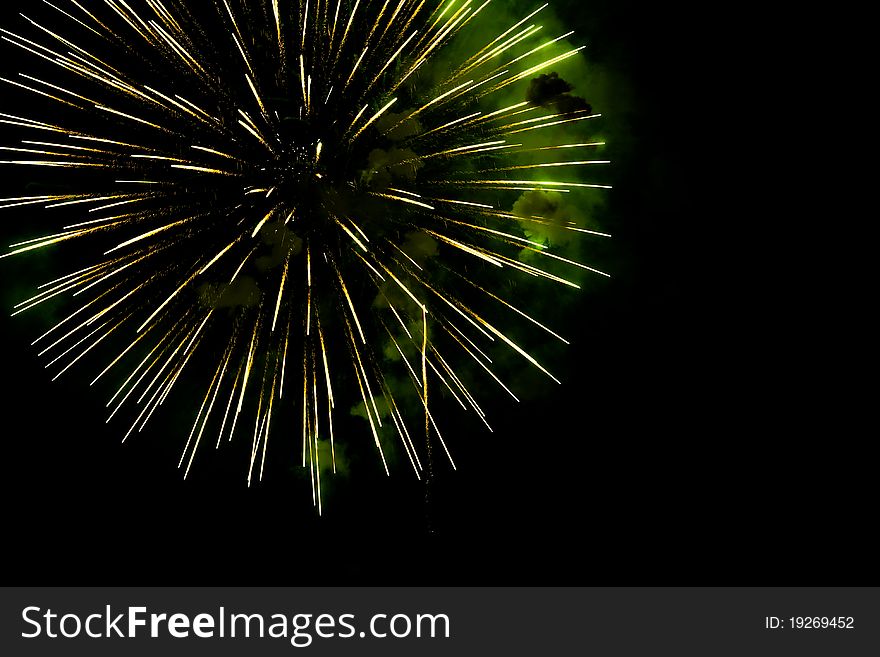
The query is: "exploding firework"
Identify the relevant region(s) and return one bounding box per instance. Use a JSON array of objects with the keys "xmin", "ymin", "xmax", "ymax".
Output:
[{"xmin": 0, "ymin": 0, "xmax": 611, "ymax": 510}]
